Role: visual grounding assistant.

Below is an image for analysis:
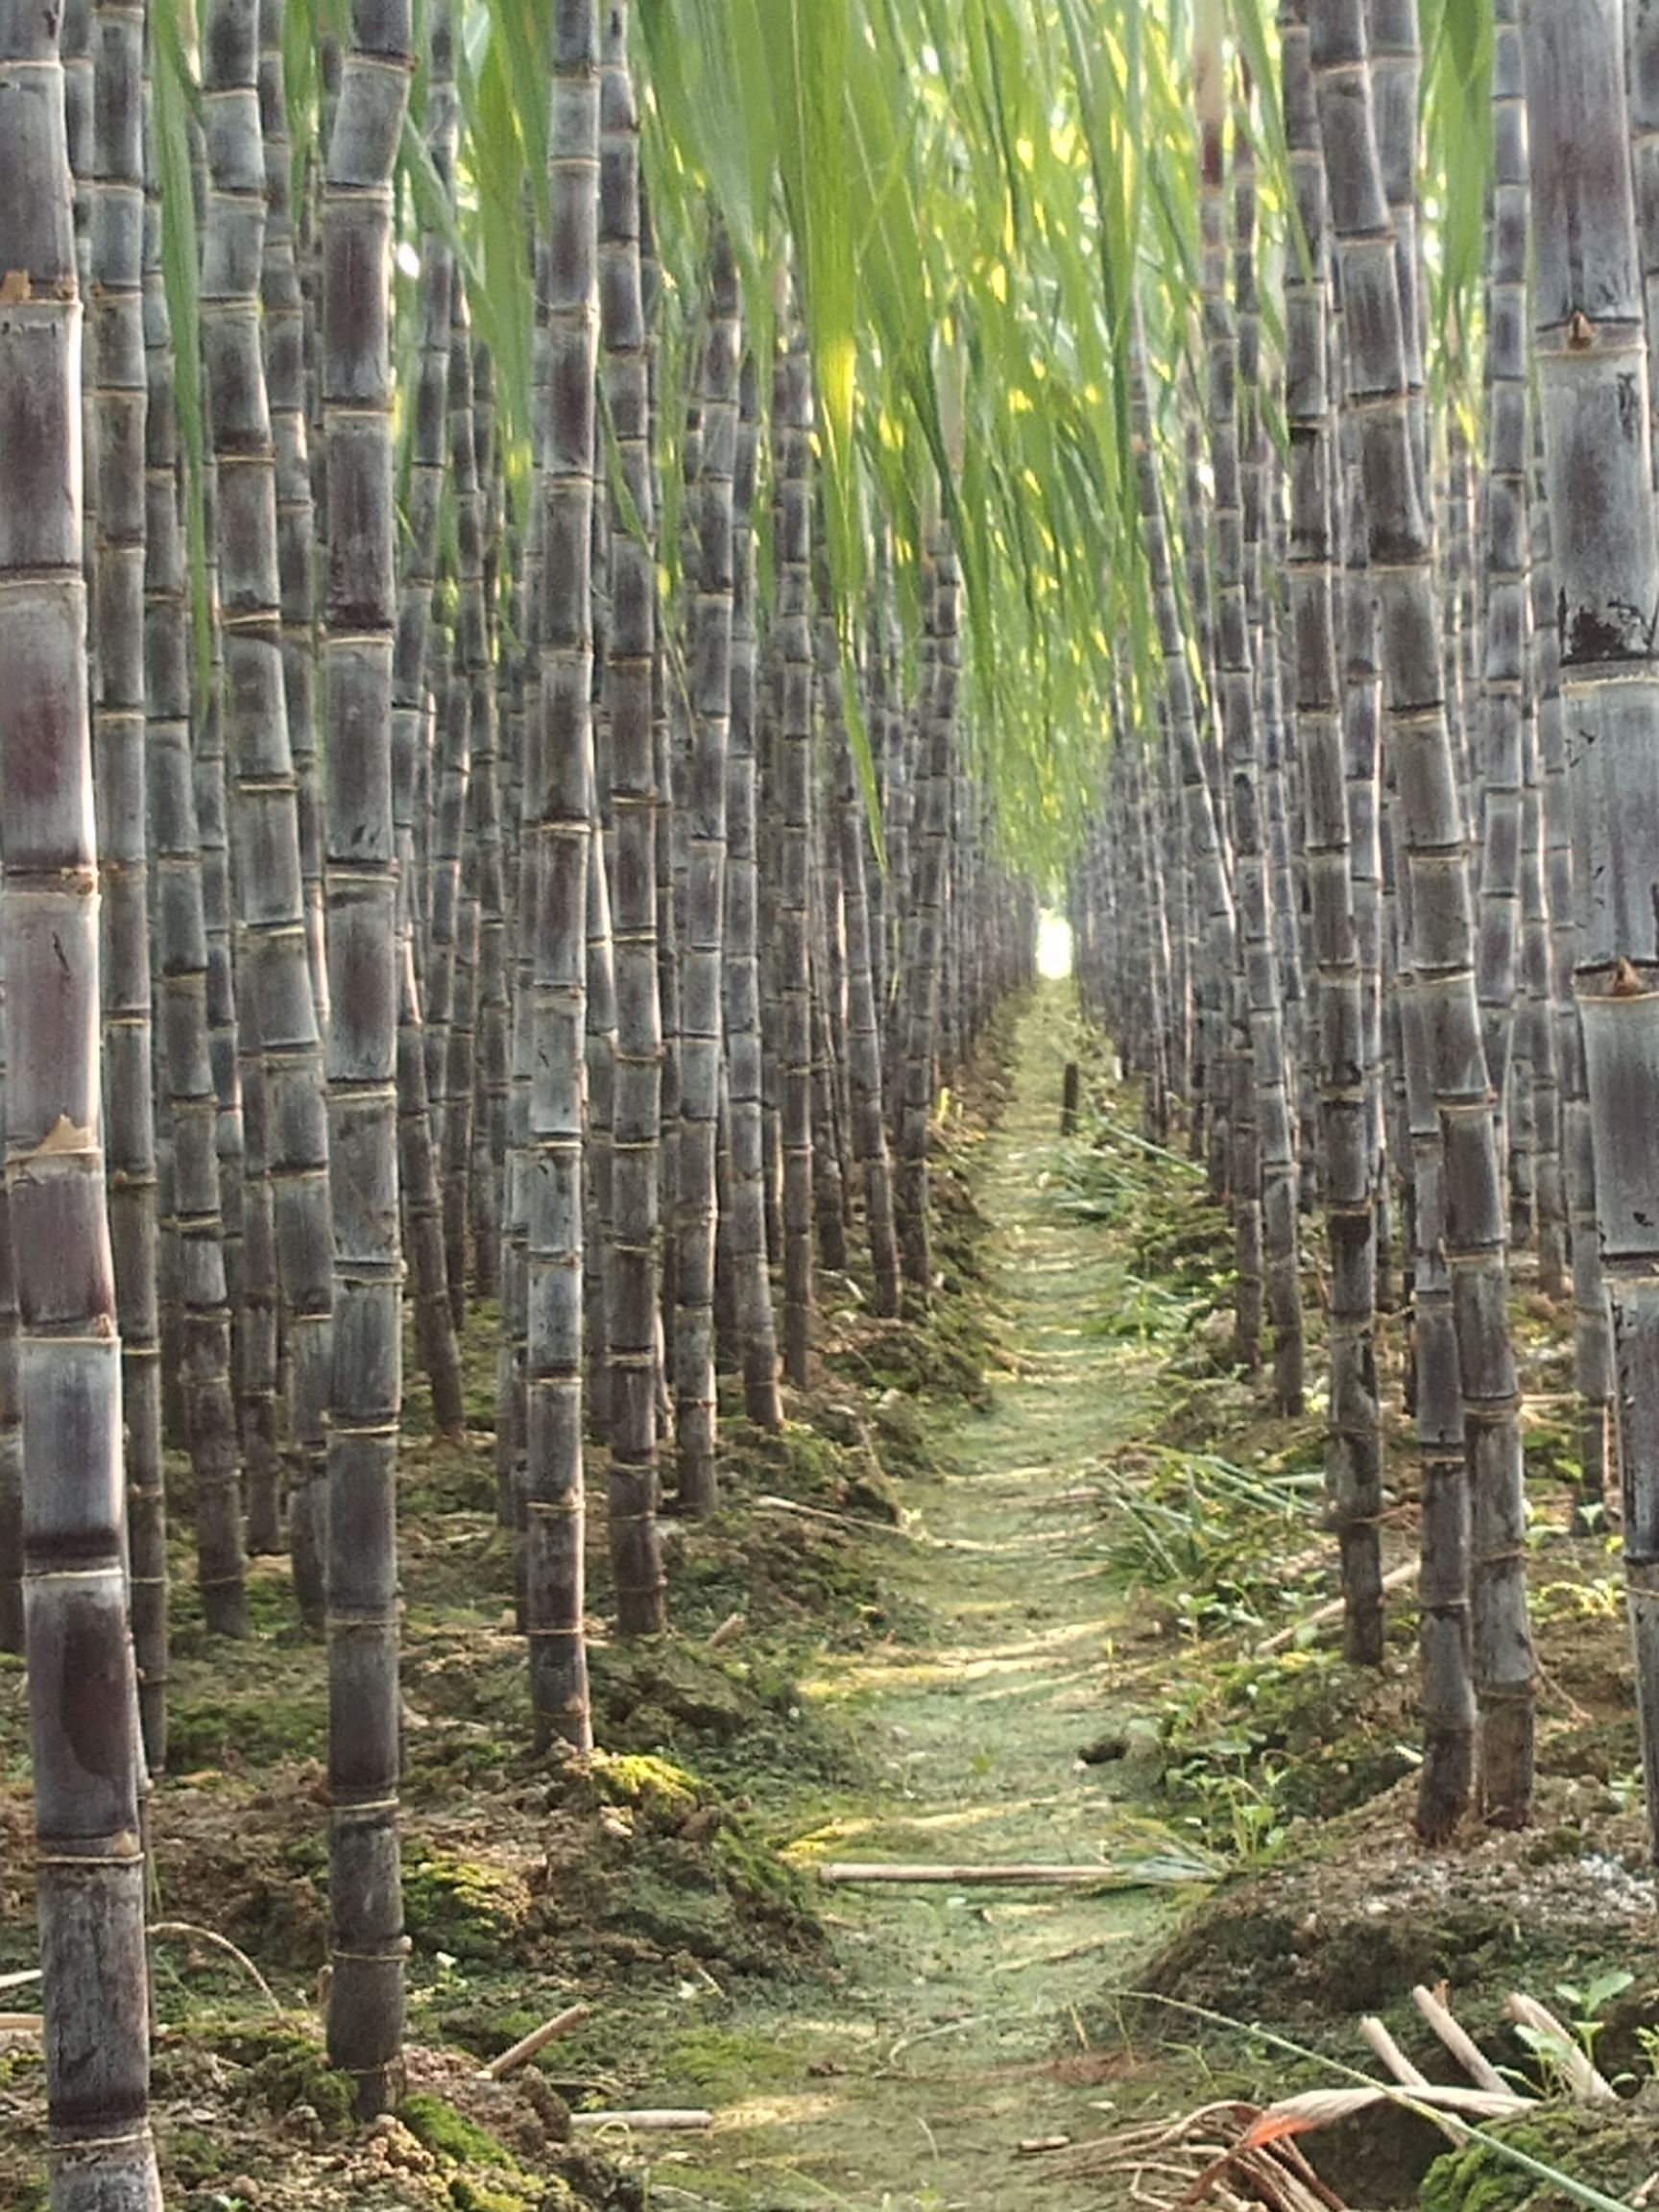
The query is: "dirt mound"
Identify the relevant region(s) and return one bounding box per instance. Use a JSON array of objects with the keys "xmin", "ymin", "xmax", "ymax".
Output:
[
  {"xmin": 1139, "ymin": 1772, "xmax": 1655, "ymax": 2044},
  {"xmin": 2, "ymin": 2016, "xmax": 644, "ymax": 2212},
  {"xmin": 527, "ymin": 1750, "xmax": 823, "ymax": 1981}
]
